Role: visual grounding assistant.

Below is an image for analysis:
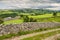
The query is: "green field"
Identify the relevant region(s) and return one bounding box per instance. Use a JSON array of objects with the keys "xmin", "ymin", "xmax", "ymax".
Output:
[
  {"xmin": 3, "ymin": 19, "xmax": 23, "ymax": 25},
  {"xmin": 29, "ymin": 14, "xmax": 53, "ymax": 18},
  {"xmin": 2, "ymin": 13, "xmax": 60, "ymax": 25},
  {"xmin": 0, "ymin": 9, "xmax": 60, "ymax": 25}
]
